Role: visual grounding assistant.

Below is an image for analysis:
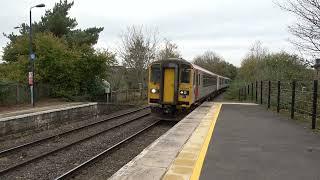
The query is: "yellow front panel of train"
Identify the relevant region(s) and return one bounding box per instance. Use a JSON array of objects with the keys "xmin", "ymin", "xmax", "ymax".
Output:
[{"xmin": 163, "ymin": 68, "xmax": 175, "ymax": 103}]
